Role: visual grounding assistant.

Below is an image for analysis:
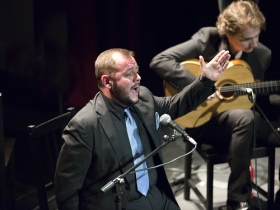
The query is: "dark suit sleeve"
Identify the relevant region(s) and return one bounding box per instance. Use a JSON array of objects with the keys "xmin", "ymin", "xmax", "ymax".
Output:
[
  {"xmin": 151, "ymin": 77, "xmax": 215, "ymax": 120},
  {"xmin": 55, "ymin": 118, "xmax": 93, "ymax": 210},
  {"xmin": 149, "ymin": 27, "xmax": 219, "ymax": 91},
  {"xmin": 149, "ymin": 39, "xmax": 198, "ymax": 91}
]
